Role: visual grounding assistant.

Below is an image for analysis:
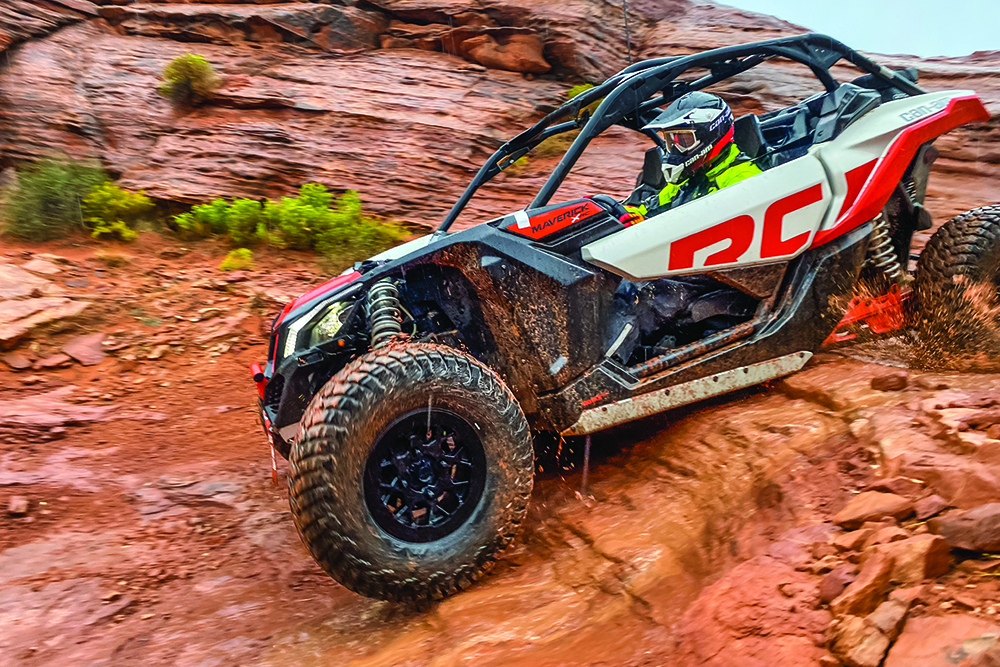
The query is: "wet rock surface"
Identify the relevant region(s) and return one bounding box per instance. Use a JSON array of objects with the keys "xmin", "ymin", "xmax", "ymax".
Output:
[{"xmin": 0, "ymin": 240, "xmax": 999, "ymax": 664}]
